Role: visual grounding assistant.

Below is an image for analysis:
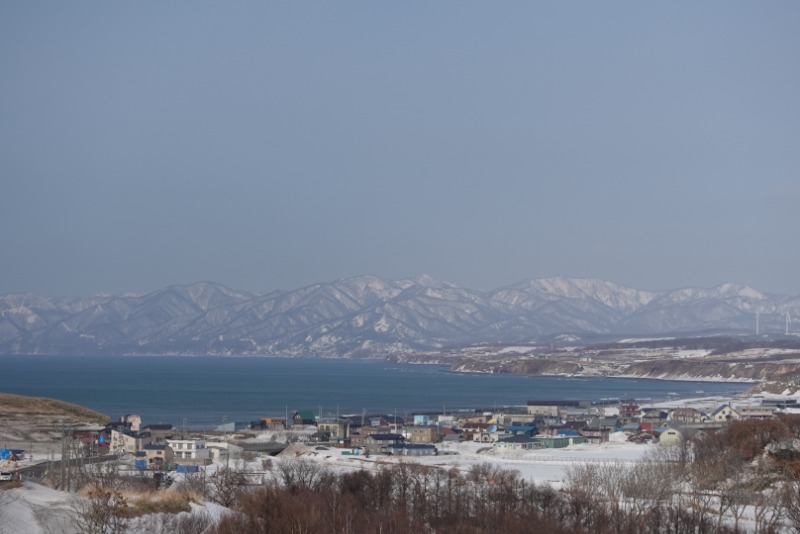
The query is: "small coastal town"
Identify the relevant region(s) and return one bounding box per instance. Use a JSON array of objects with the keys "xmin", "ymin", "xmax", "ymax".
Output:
[
  {"xmin": 2, "ymin": 393, "xmax": 792, "ymax": 473},
  {"xmin": 3, "ymin": 0, "xmax": 799, "ymax": 530},
  {"xmin": 5, "ymin": 389, "xmax": 800, "ymax": 532}
]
